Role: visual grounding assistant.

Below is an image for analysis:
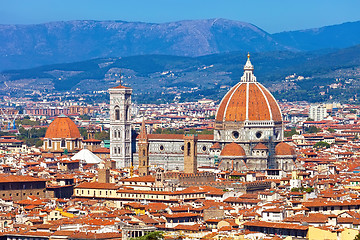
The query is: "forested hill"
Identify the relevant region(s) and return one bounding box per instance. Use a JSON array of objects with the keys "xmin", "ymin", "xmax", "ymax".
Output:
[{"xmin": 2, "ymin": 45, "xmax": 360, "ymax": 104}]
